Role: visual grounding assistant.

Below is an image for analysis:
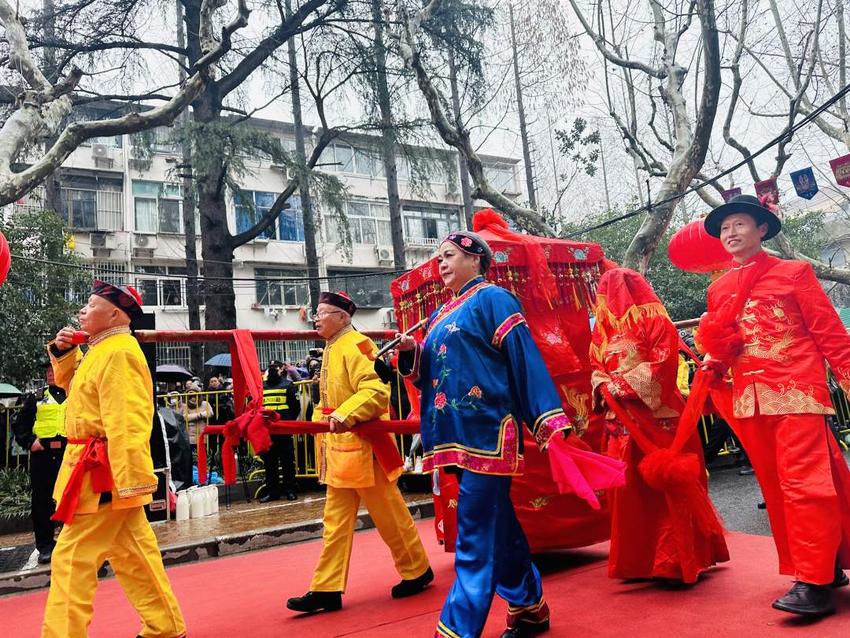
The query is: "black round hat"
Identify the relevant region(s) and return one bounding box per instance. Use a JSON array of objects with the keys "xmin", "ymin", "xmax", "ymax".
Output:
[{"xmin": 703, "ymin": 194, "xmax": 782, "ymax": 240}]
